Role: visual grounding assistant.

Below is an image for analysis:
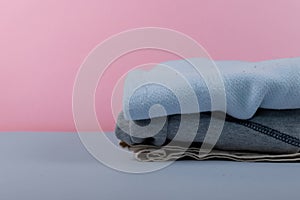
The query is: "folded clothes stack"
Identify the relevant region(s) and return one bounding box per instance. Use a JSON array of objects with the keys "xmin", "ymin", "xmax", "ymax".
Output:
[{"xmin": 115, "ymin": 57, "xmax": 300, "ymax": 161}]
